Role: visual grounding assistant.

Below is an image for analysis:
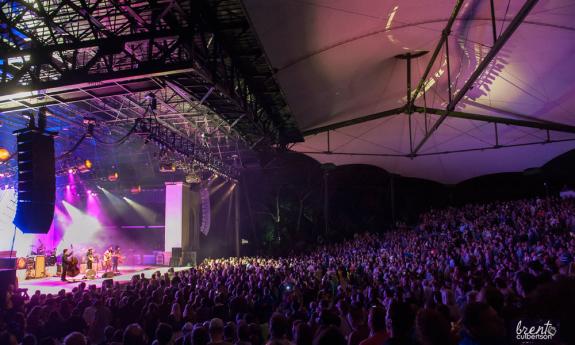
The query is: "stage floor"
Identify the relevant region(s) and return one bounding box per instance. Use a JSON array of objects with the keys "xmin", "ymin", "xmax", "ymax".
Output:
[{"xmin": 18, "ymin": 265, "xmax": 186, "ymax": 294}]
